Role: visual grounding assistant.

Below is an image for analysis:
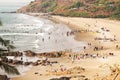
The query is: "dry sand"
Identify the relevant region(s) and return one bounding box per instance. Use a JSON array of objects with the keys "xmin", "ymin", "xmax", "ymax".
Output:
[{"xmin": 12, "ymin": 14, "xmax": 120, "ymax": 80}]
